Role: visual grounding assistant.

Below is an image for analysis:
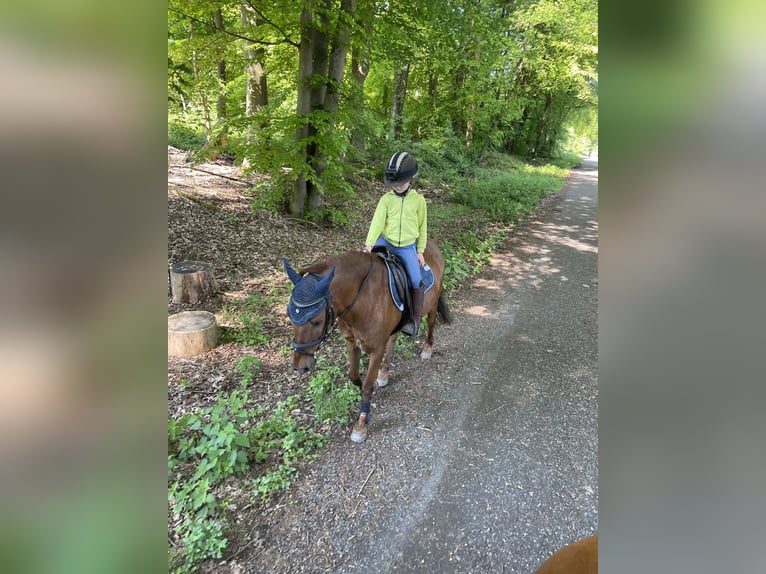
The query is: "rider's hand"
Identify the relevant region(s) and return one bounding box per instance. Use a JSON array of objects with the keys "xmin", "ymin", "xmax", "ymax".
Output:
[
  {"xmin": 362, "ymin": 245, "xmax": 372, "ymax": 253},
  {"xmin": 417, "ymin": 252, "xmax": 425, "ymax": 267}
]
